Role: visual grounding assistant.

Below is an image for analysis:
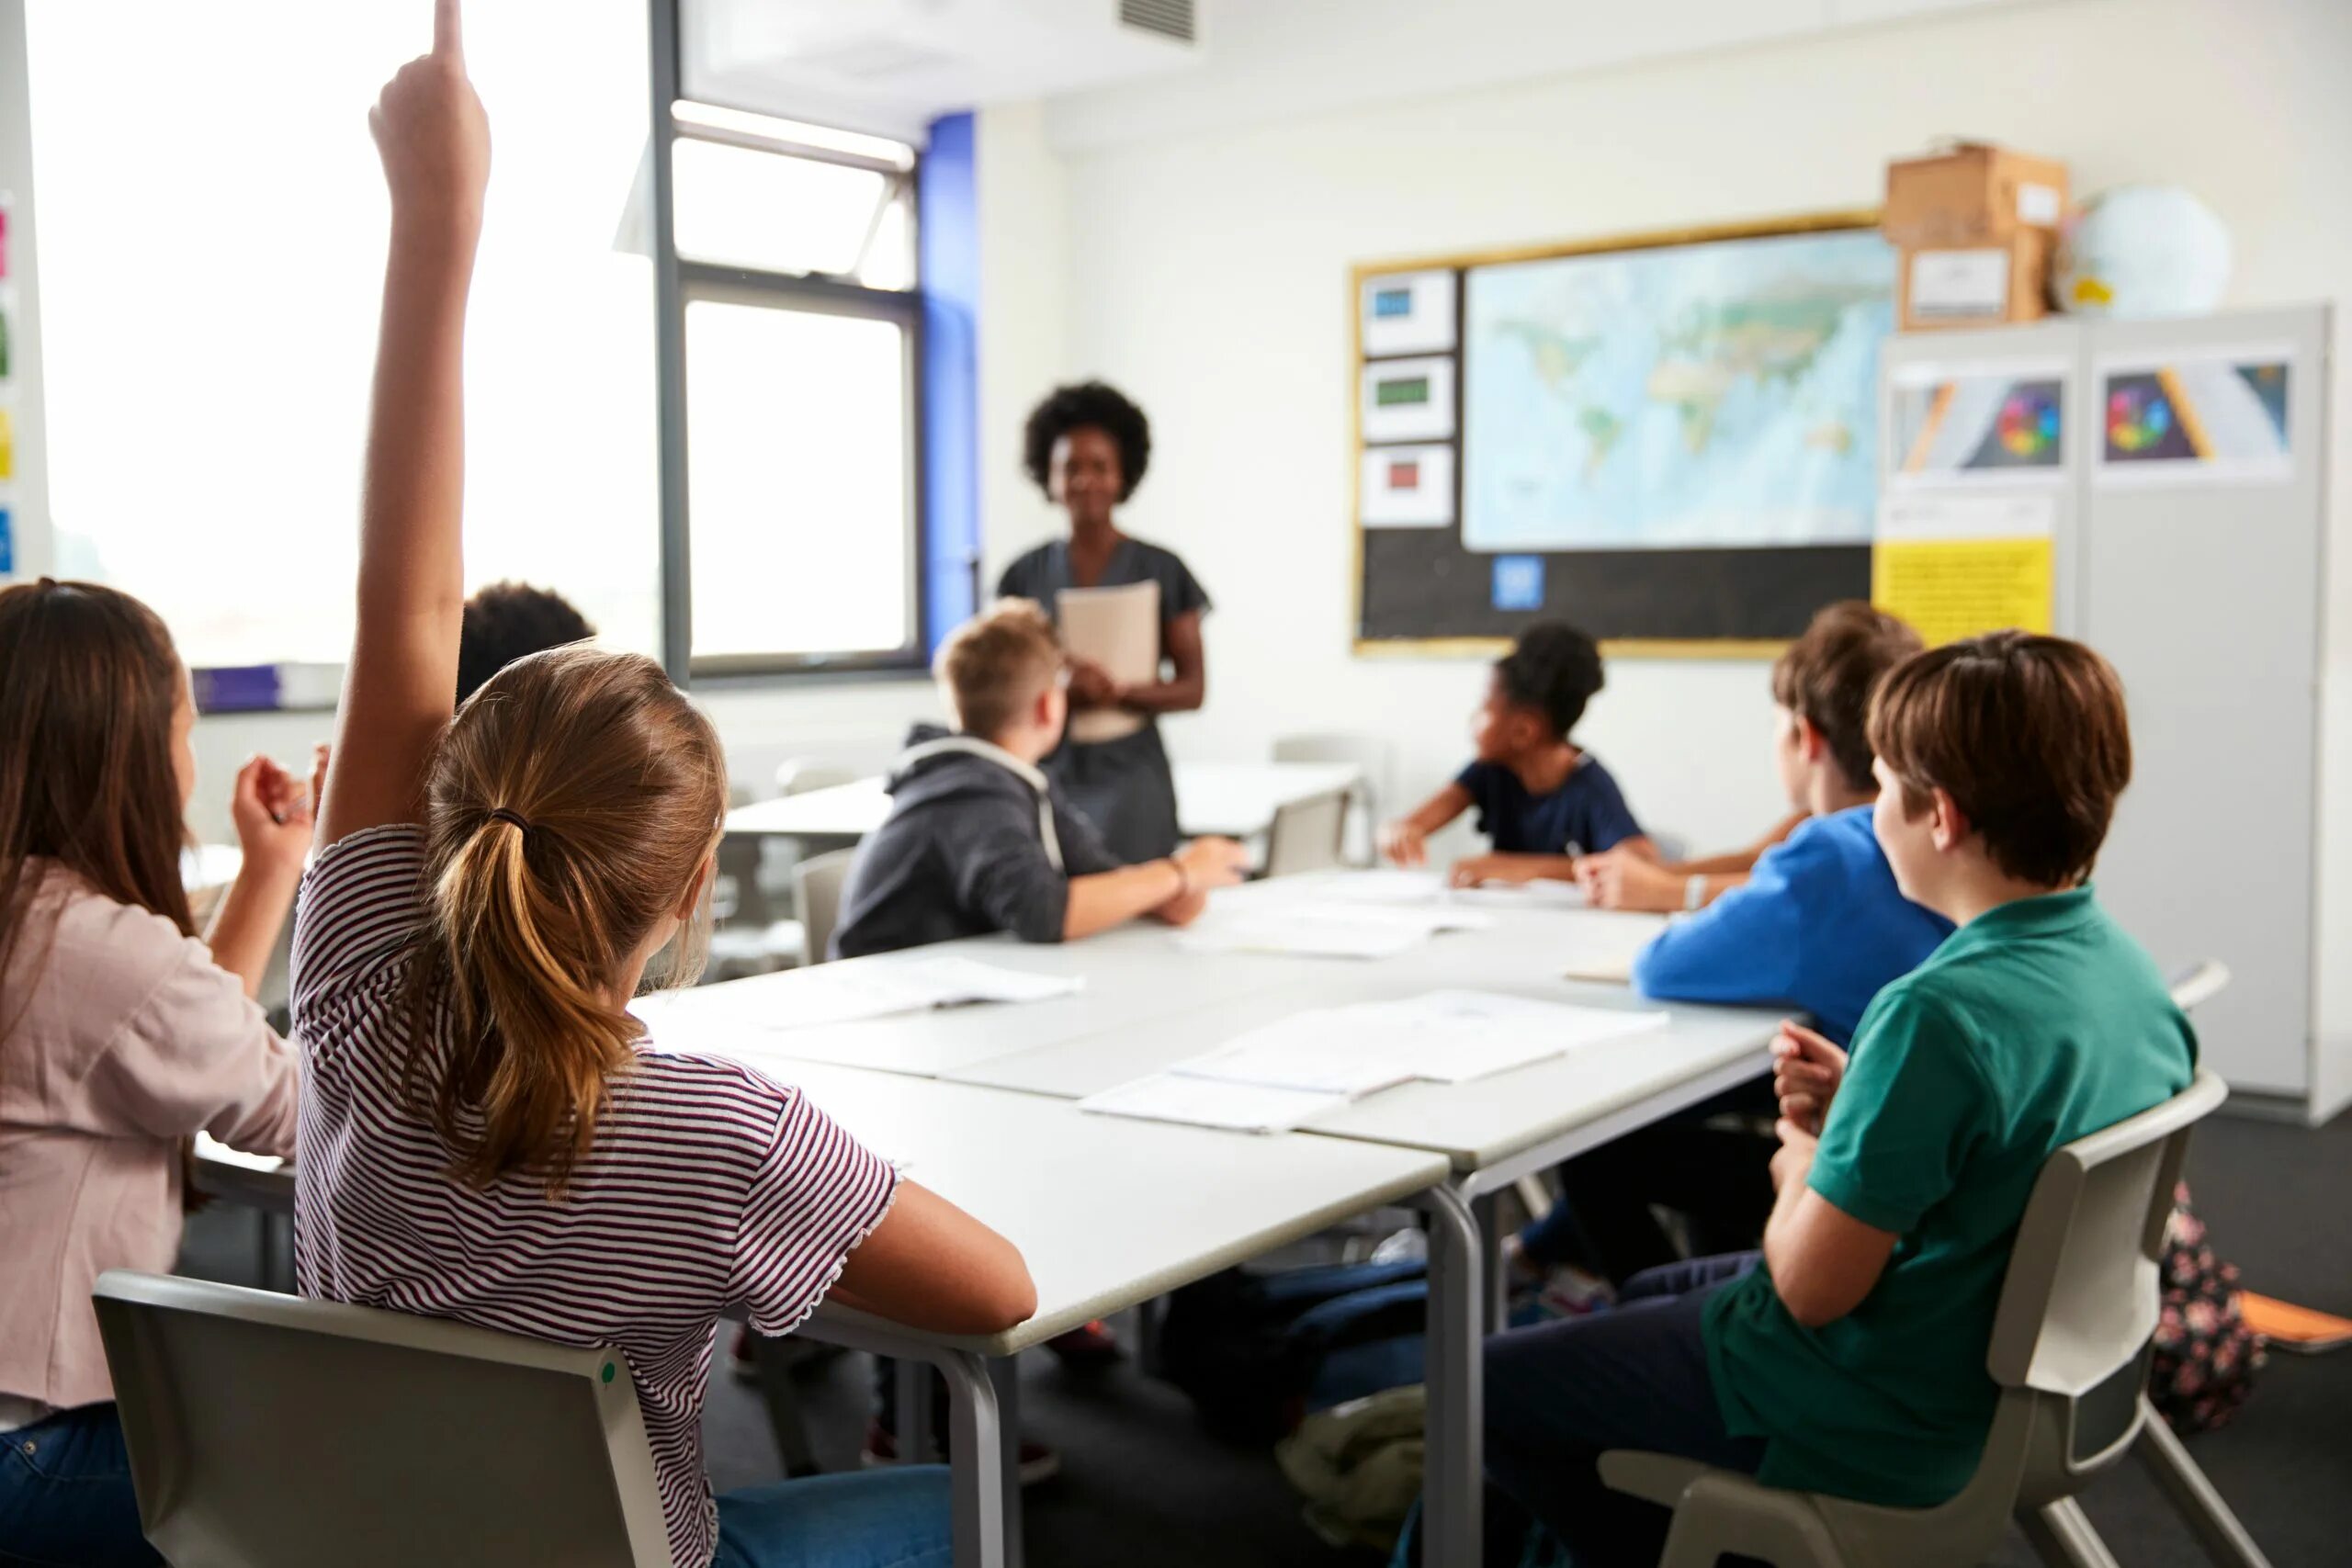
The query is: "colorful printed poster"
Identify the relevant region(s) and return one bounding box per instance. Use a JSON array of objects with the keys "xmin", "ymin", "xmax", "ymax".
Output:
[
  {"xmin": 2096, "ymin": 349, "xmax": 2293, "ymax": 487},
  {"xmin": 1888, "ymin": 362, "xmax": 2067, "ymax": 488},
  {"xmin": 1360, "ymin": 443, "xmax": 1455, "ymax": 528}
]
